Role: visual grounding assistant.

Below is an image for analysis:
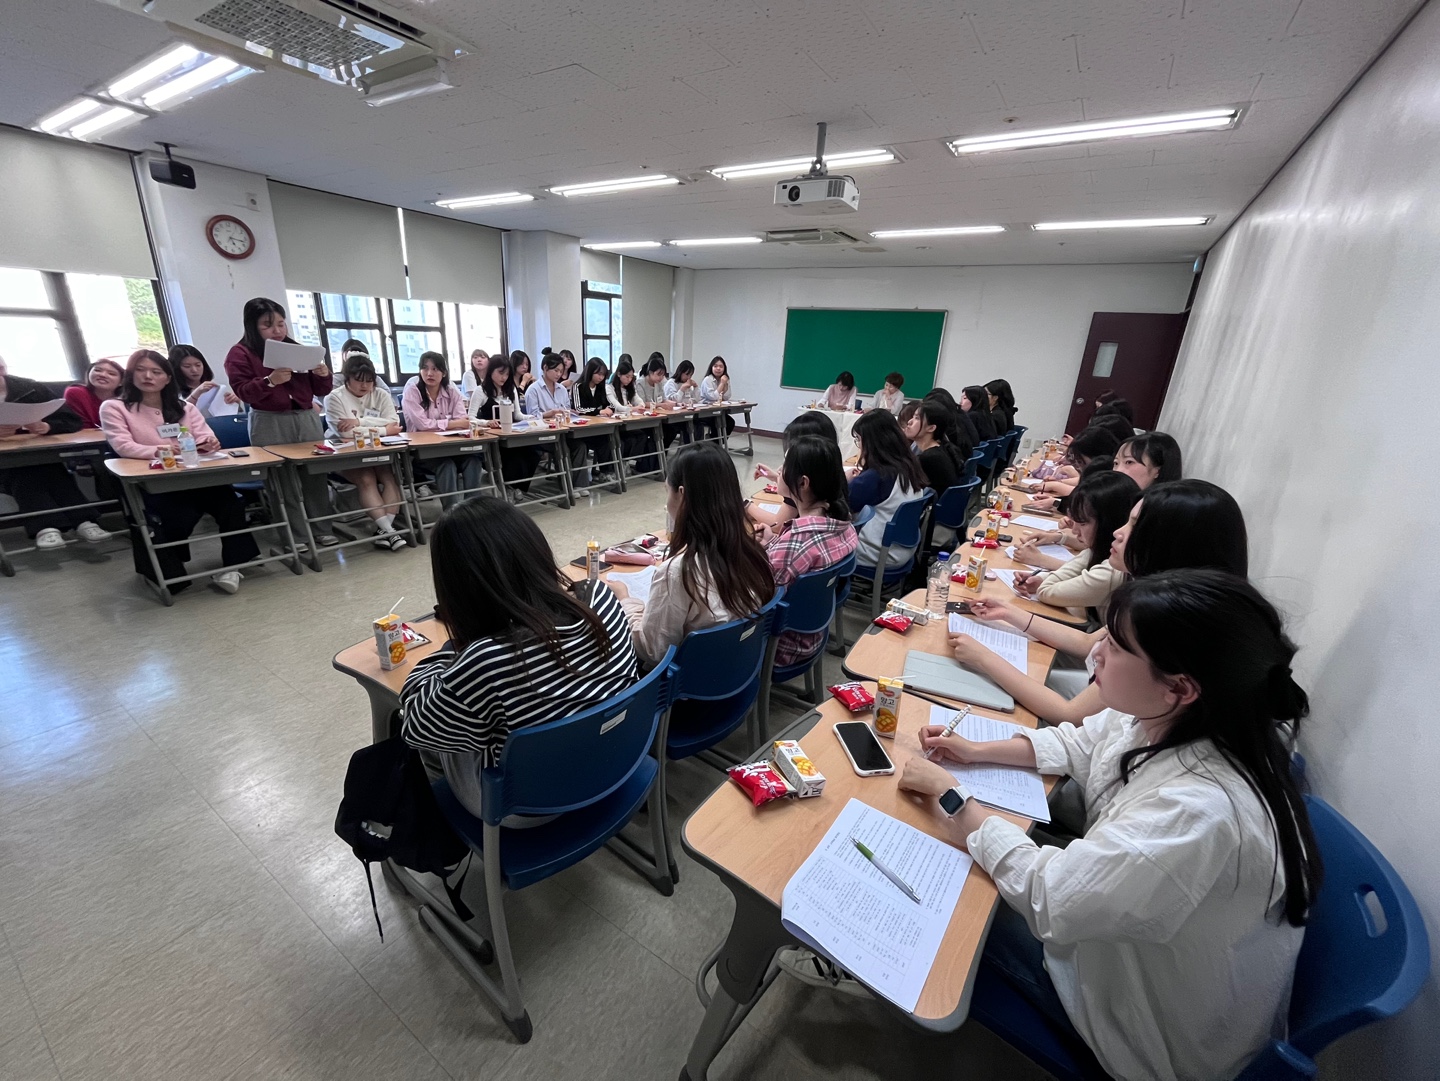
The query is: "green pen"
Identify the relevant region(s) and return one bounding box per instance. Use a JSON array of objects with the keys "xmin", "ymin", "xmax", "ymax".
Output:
[{"xmin": 850, "ymin": 835, "xmax": 923, "ymax": 904}]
